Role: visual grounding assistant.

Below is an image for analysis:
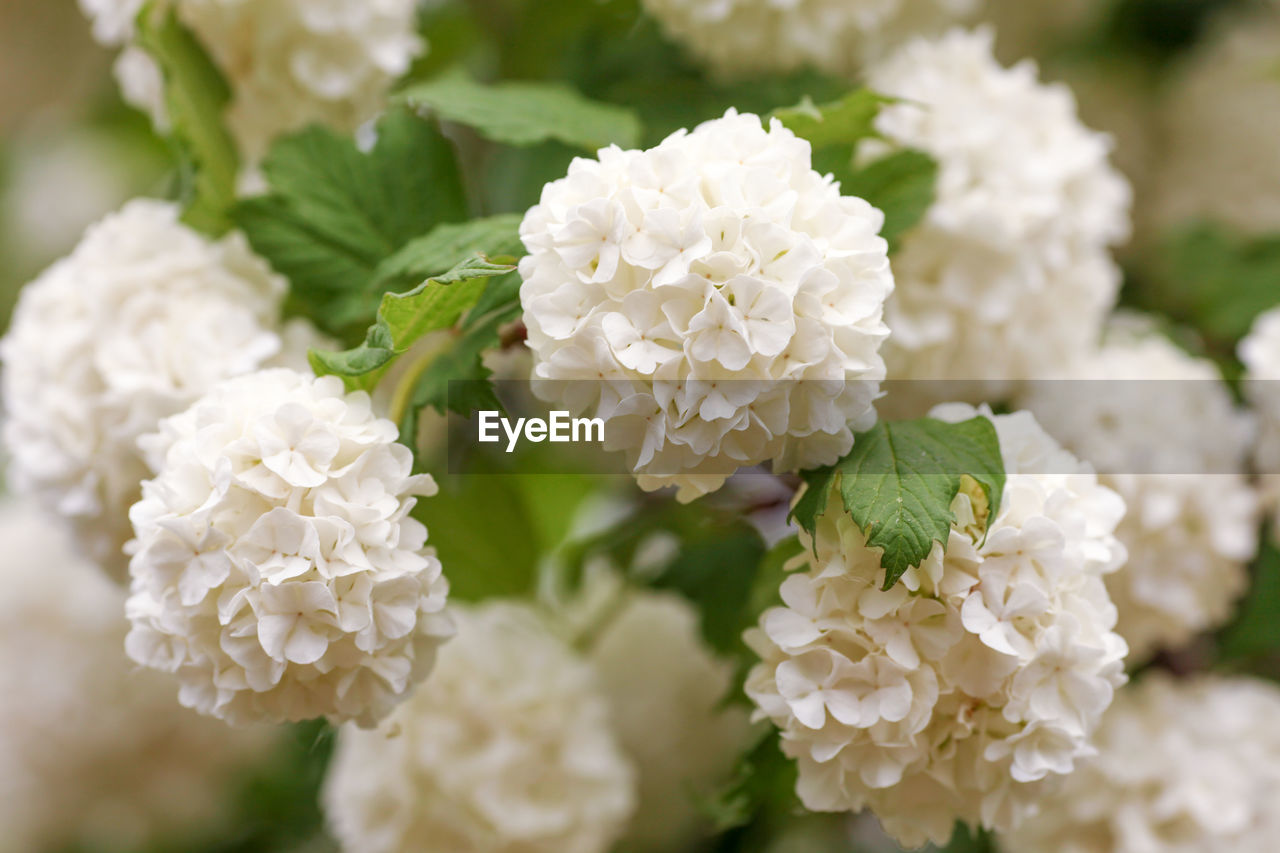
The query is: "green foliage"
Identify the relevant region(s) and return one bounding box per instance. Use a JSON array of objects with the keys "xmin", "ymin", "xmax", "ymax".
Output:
[
  {"xmin": 843, "ymin": 149, "xmax": 939, "ymax": 249},
  {"xmin": 133, "ymin": 3, "xmax": 238, "ymax": 235},
  {"xmin": 374, "ymin": 214, "xmax": 524, "ymax": 293},
  {"xmin": 791, "ymin": 417, "xmax": 1006, "ymax": 590},
  {"xmin": 770, "ymin": 91, "xmax": 889, "ymax": 151},
  {"xmin": 1219, "ymin": 538, "xmax": 1280, "ymax": 663},
  {"xmin": 398, "ymin": 71, "xmax": 643, "ymax": 150},
  {"xmin": 232, "ymin": 109, "xmax": 467, "ymax": 336},
  {"xmin": 1133, "ymin": 222, "xmax": 1280, "ymax": 350},
  {"xmin": 703, "ymin": 724, "xmax": 799, "ymax": 833},
  {"xmin": 308, "ymin": 255, "xmax": 515, "ymax": 392}
]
